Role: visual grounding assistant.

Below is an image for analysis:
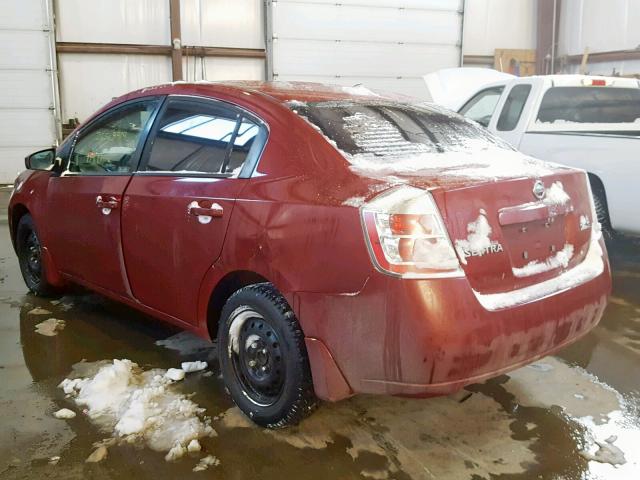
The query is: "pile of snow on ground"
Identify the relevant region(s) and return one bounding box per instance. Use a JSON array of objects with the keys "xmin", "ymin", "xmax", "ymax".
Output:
[{"xmin": 59, "ymin": 359, "xmax": 215, "ymax": 461}]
